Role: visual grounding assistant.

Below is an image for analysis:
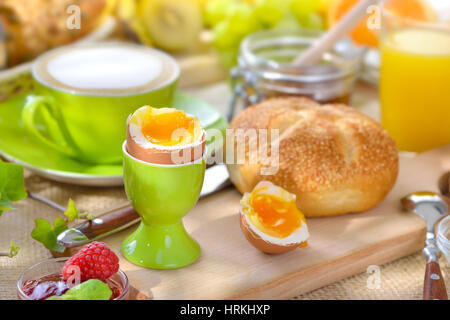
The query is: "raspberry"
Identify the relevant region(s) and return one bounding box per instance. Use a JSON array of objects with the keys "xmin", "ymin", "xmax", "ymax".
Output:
[{"xmin": 62, "ymin": 241, "xmax": 119, "ymax": 282}]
